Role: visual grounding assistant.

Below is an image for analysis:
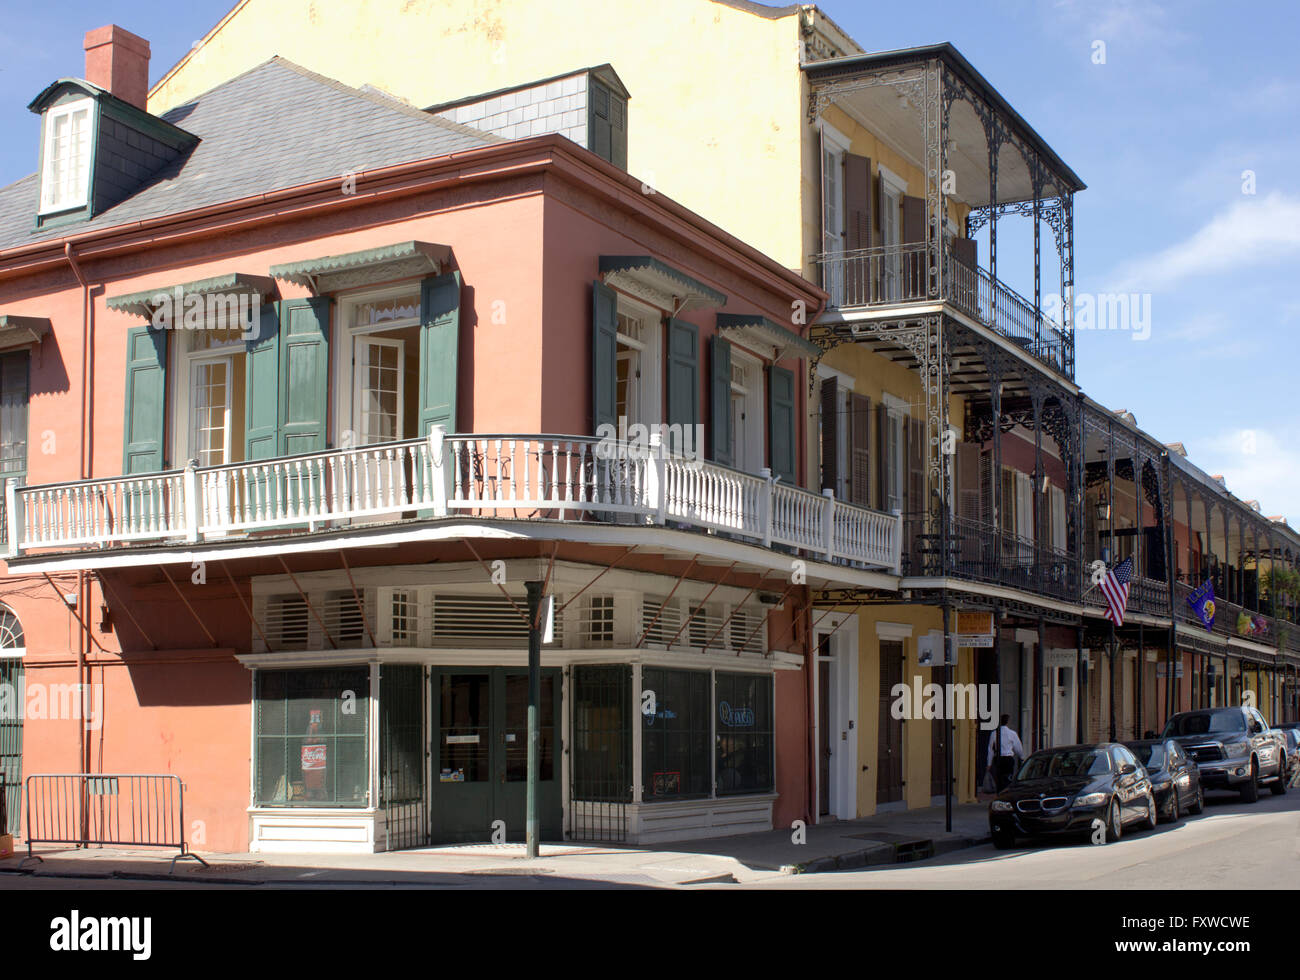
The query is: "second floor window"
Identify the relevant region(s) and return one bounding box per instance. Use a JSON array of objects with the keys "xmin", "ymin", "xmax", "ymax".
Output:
[
  {"xmin": 0, "ymin": 352, "xmax": 29, "ymax": 480},
  {"xmin": 338, "ymin": 290, "xmax": 420, "ymax": 447},
  {"xmin": 177, "ymin": 325, "xmax": 247, "ymax": 467}
]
